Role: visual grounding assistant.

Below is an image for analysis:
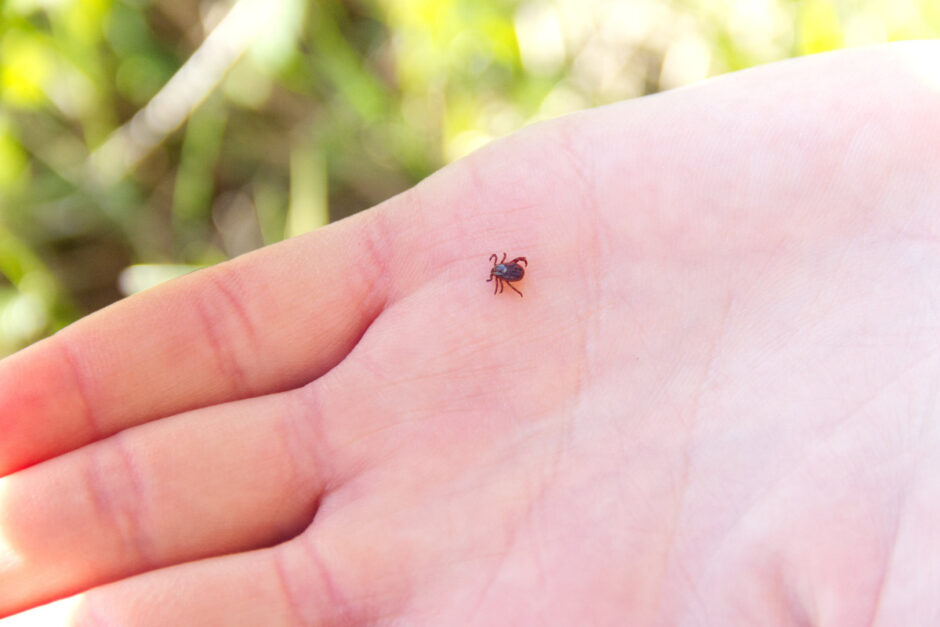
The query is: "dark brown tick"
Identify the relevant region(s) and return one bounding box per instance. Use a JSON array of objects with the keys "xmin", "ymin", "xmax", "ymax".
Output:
[{"xmin": 487, "ymin": 252, "xmax": 527, "ymax": 297}]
